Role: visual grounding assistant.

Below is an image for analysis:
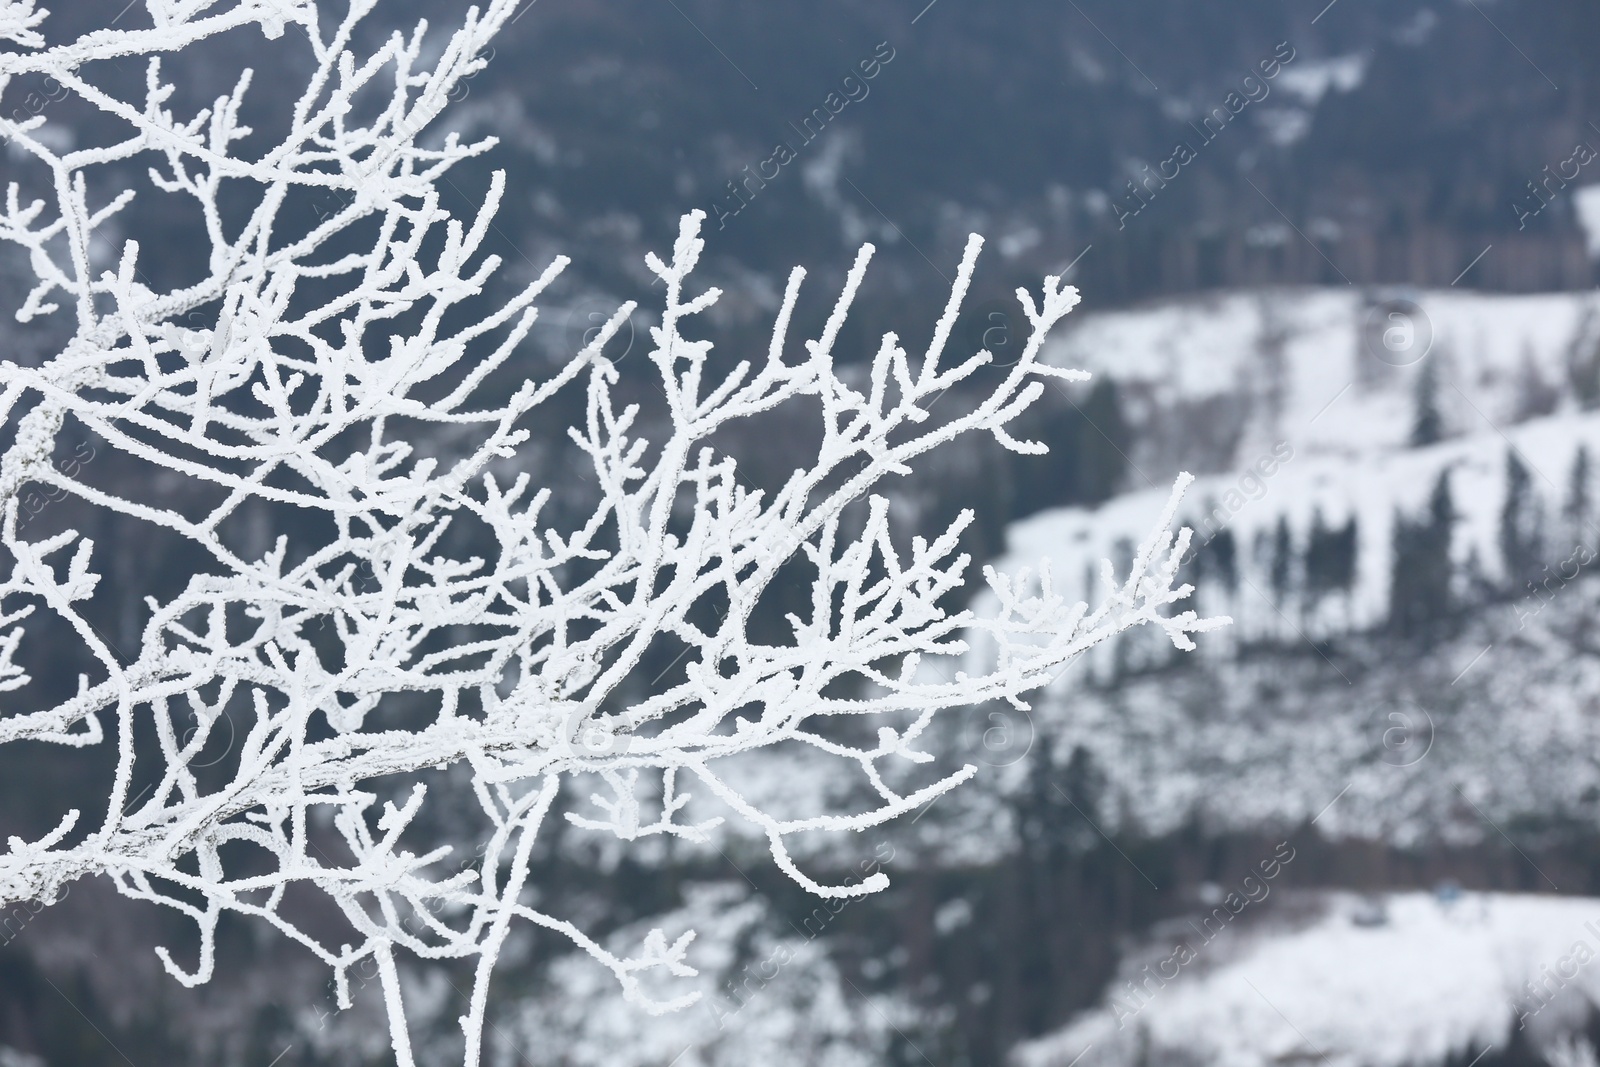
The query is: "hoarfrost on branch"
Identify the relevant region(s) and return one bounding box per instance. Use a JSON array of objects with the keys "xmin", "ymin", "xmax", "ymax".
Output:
[{"xmin": 0, "ymin": 1, "xmax": 1223, "ymax": 1062}]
